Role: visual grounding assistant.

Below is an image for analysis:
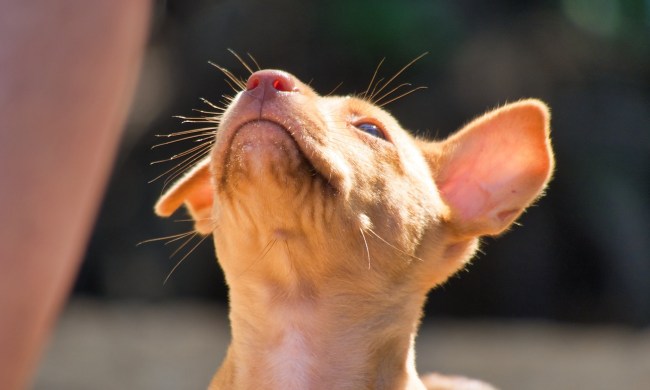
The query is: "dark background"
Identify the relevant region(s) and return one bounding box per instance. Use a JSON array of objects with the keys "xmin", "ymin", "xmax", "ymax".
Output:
[{"xmin": 76, "ymin": 0, "xmax": 650, "ymax": 325}]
